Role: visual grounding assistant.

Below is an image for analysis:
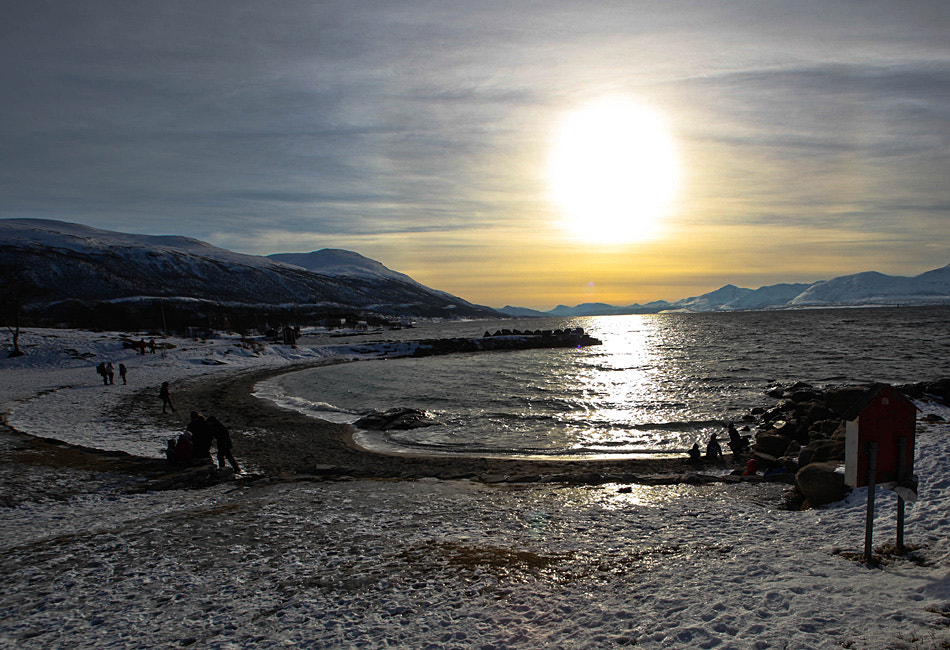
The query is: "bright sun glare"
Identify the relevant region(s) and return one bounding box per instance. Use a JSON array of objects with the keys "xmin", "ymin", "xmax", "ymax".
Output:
[{"xmin": 549, "ymin": 96, "xmax": 680, "ymax": 244}]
